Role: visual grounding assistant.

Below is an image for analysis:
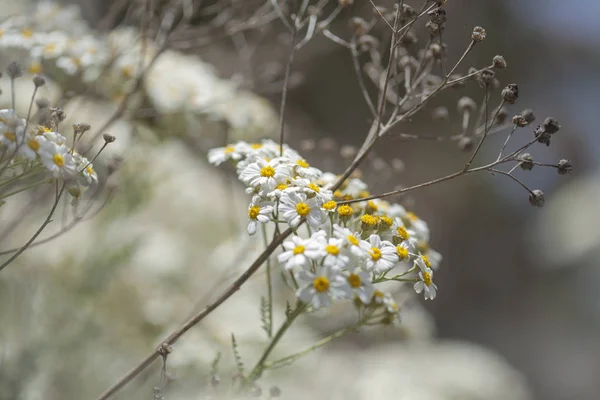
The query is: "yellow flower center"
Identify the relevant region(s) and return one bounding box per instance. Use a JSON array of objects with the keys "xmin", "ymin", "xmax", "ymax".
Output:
[
  {"xmin": 348, "ymin": 273, "xmax": 361, "ymax": 288},
  {"xmin": 421, "ymin": 255, "xmax": 431, "ymax": 268},
  {"xmin": 379, "ymin": 216, "xmax": 393, "ymax": 228},
  {"xmin": 52, "ymin": 153, "xmax": 65, "ymax": 167},
  {"xmin": 396, "ymin": 226, "xmax": 409, "ymax": 241},
  {"xmin": 422, "ymin": 271, "xmax": 432, "ymax": 286},
  {"xmin": 347, "ymin": 235, "xmax": 359, "ymax": 246},
  {"xmin": 276, "ymin": 183, "xmax": 288, "ymax": 190},
  {"xmin": 333, "ymin": 190, "xmax": 344, "ymax": 199},
  {"xmin": 374, "ymin": 290, "xmax": 384, "ymax": 299},
  {"xmin": 44, "ymin": 43, "xmax": 56, "ymax": 53},
  {"xmin": 260, "ymin": 165, "xmax": 275, "ymax": 177},
  {"xmin": 296, "ymin": 202, "xmax": 310, "ymax": 217},
  {"xmin": 248, "ymin": 205, "xmax": 260, "ymax": 219},
  {"xmin": 27, "ymin": 138, "xmax": 40, "ymax": 151},
  {"xmin": 224, "ymin": 146, "xmax": 235, "ymax": 154},
  {"xmin": 361, "ymin": 214, "xmax": 378, "ymax": 227},
  {"xmin": 358, "ymin": 190, "xmax": 370, "ymax": 198},
  {"xmin": 322, "ymin": 200, "xmax": 336, "ymax": 210},
  {"xmin": 28, "ymin": 62, "xmax": 42, "ymax": 74},
  {"xmin": 367, "ymin": 200, "xmax": 378, "ymax": 211},
  {"xmin": 121, "ymin": 65, "xmax": 135, "ymax": 78},
  {"xmin": 396, "ymin": 246, "xmax": 408, "ymax": 260},
  {"xmin": 293, "ymin": 245, "xmax": 305, "ymax": 255},
  {"xmin": 86, "ymin": 165, "xmax": 95, "ymax": 176},
  {"xmin": 313, "ymin": 276, "xmax": 330, "ymax": 293},
  {"xmin": 337, "ymin": 204, "xmax": 353, "ymax": 217},
  {"xmin": 3, "ymin": 131, "xmax": 16, "ymax": 142},
  {"xmin": 296, "ymin": 159, "xmax": 310, "ymax": 168},
  {"xmin": 418, "ymin": 241, "xmax": 430, "ymax": 253},
  {"xmin": 22, "ymin": 28, "xmax": 33, "ymax": 38},
  {"xmin": 407, "ymin": 212, "xmax": 419, "ymax": 222},
  {"xmin": 325, "ymin": 244, "xmax": 340, "ymax": 256},
  {"xmin": 307, "ymin": 183, "xmax": 320, "ymax": 192},
  {"xmin": 251, "ymin": 143, "xmax": 263, "ymax": 149},
  {"xmin": 370, "ymin": 247, "xmax": 382, "ymax": 261}
]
